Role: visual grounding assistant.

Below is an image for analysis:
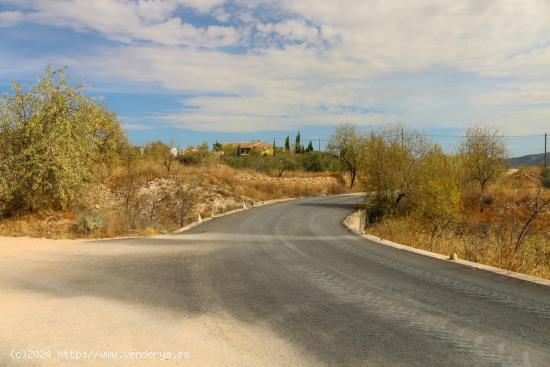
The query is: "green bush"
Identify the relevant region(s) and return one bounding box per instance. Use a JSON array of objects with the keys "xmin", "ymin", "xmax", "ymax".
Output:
[
  {"xmin": 222, "ymin": 152, "xmax": 342, "ymax": 173},
  {"xmin": 0, "ymin": 67, "xmax": 127, "ymax": 215},
  {"xmin": 74, "ymin": 210, "xmax": 107, "ymax": 235}
]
